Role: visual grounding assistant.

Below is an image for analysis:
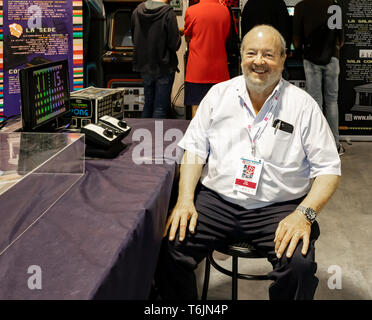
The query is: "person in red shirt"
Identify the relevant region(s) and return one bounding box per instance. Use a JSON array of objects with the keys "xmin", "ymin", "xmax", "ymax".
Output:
[{"xmin": 184, "ymin": 0, "xmax": 231, "ymax": 118}]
